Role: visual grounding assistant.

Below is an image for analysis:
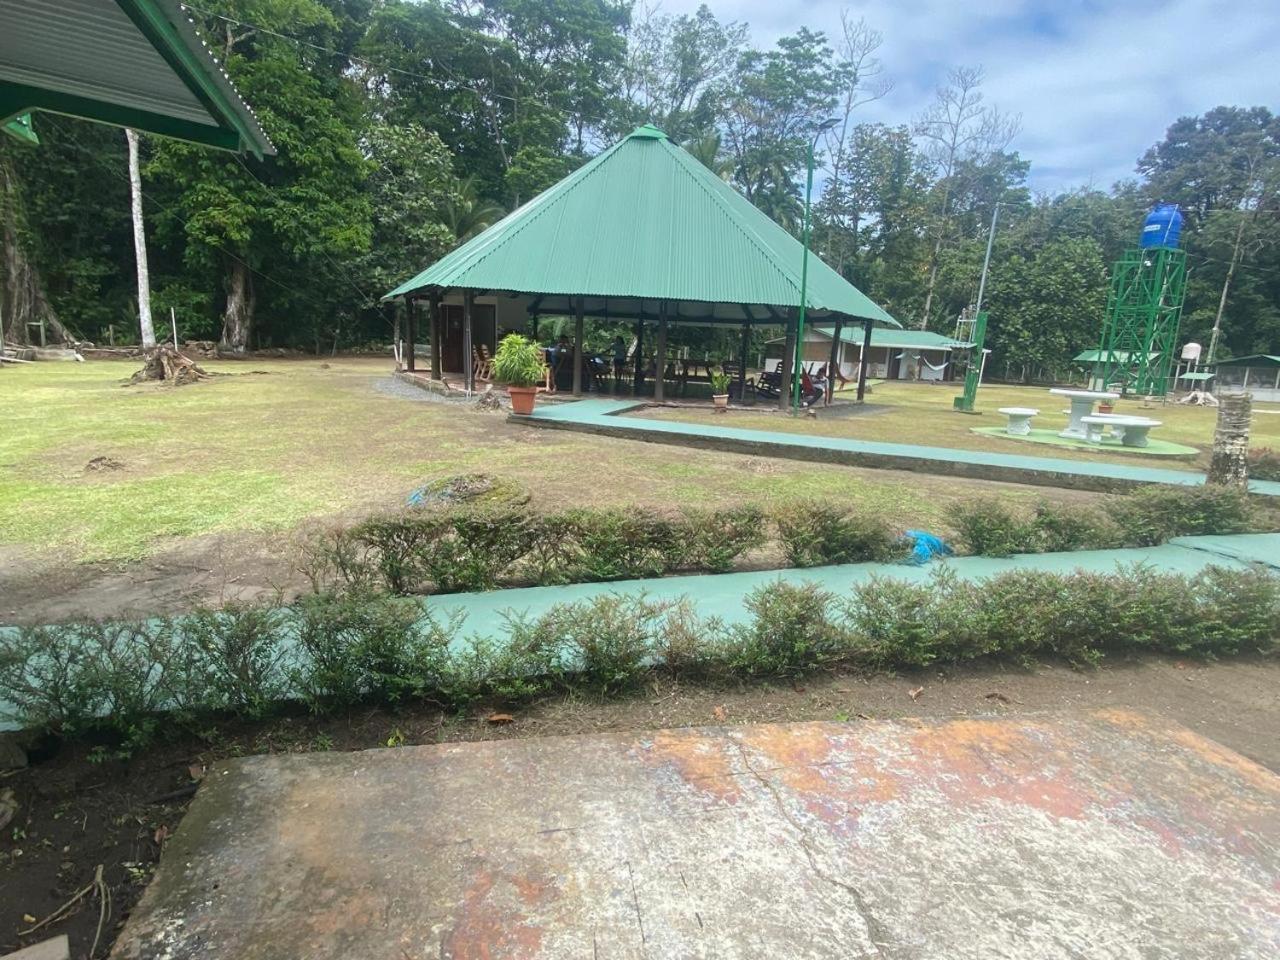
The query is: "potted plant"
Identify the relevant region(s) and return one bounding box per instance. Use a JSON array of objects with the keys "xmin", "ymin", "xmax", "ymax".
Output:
[
  {"xmin": 492, "ymin": 333, "xmax": 544, "ymax": 415},
  {"xmin": 709, "ymin": 369, "xmax": 731, "ymax": 413}
]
